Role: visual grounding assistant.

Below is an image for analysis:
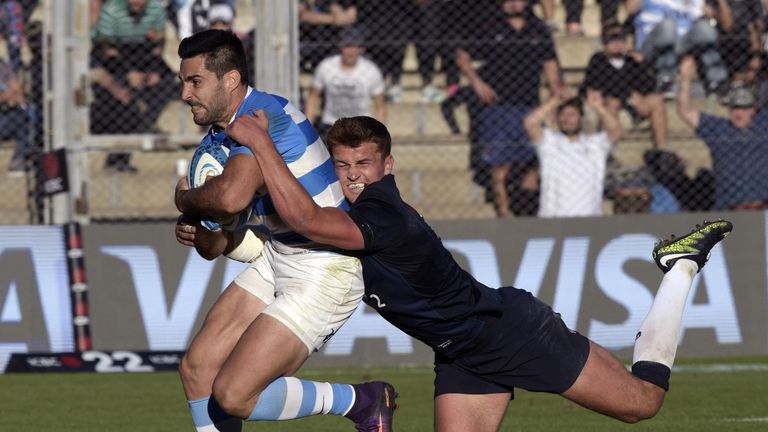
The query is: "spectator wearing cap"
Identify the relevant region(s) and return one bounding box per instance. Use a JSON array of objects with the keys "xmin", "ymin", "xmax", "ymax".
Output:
[
  {"xmin": 605, "ymin": 166, "xmax": 657, "ymax": 214},
  {"xmin": 605, "ymin": 160, "xmax": 695, "ymax": 215},
  {"xmin": 170, "ymin": 0, "xmax": 234, "ymax": 40},
  {"xmin": 304, "ymin": 26, "xmax": 386, "ymax": 137},
  {"xmin": 677, "ymin": 54, "xmax": 768, "ymax": 210},
  {"xmin": 207, "ymin": 3, "xmax": 255, "ymax": 86},
  {"xmin": 582, "ymin": 22, "xmax": 668, "ymax": 148},
  {"xmin": 208, "ymin": 2, "xmax": 233, "ymax": 27}
]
